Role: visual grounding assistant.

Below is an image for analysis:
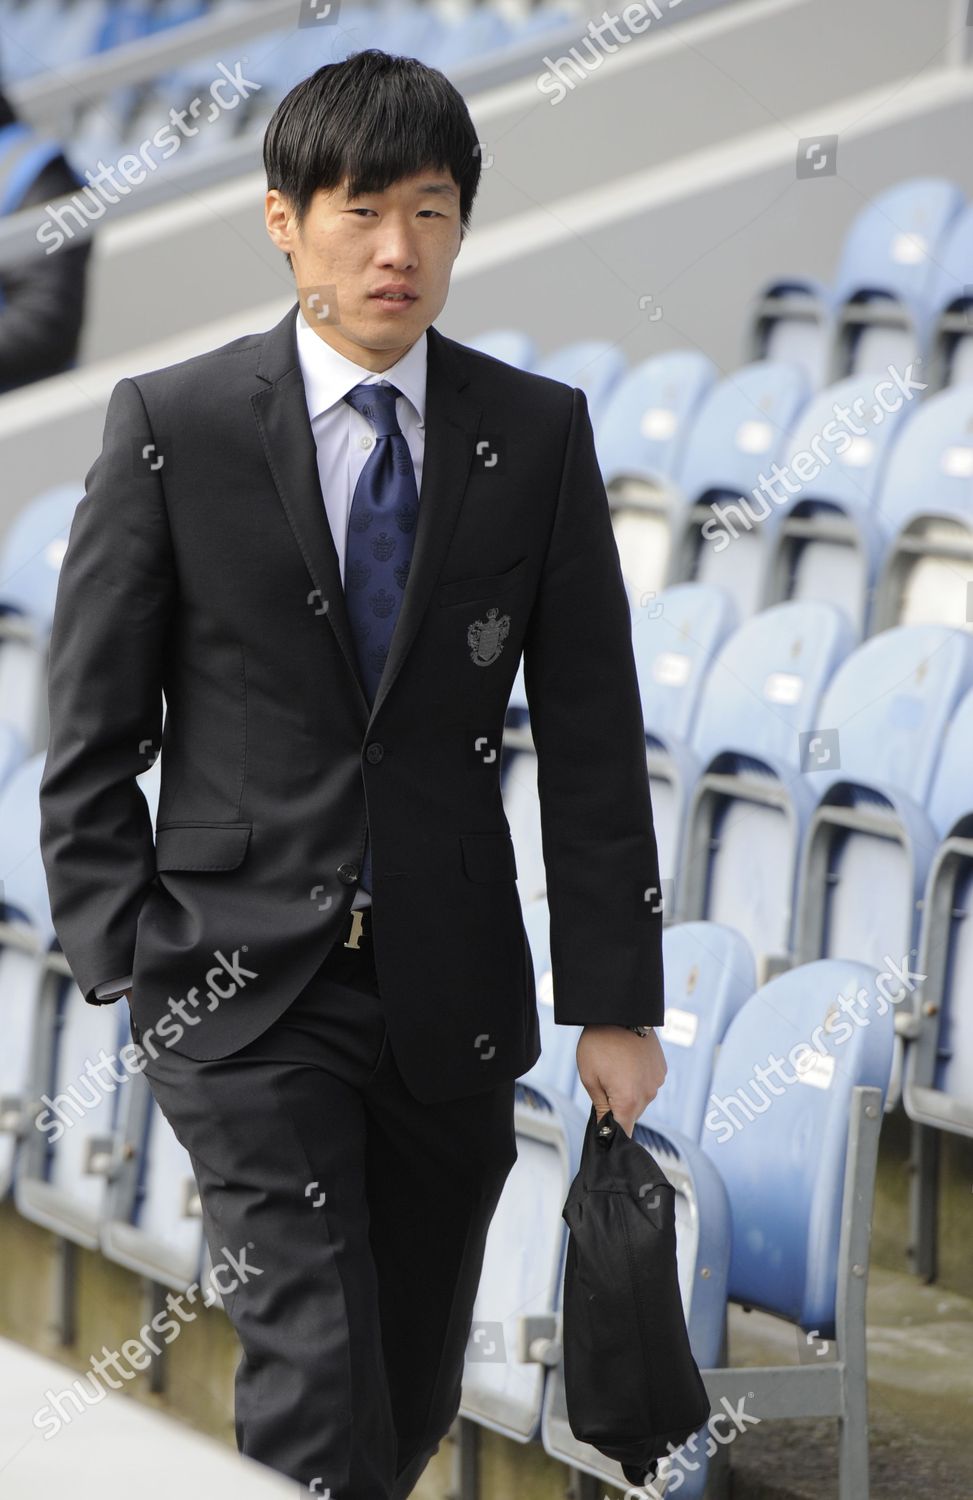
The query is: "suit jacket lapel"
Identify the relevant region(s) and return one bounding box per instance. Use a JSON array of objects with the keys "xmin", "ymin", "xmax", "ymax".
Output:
[{"xmin": 251, "ymin": 302, "xmax": 482, "ymax": 731}]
